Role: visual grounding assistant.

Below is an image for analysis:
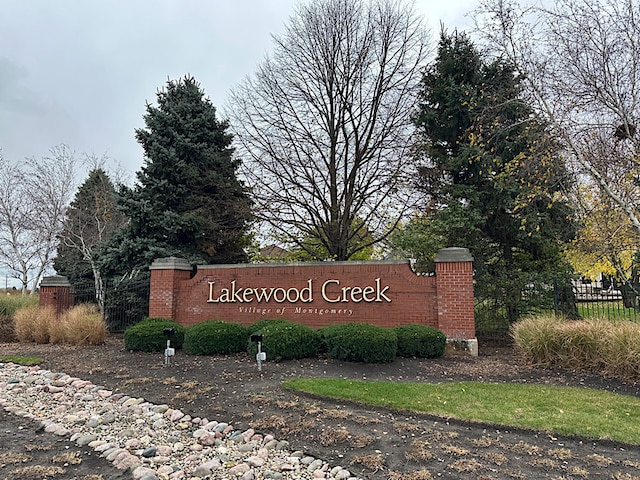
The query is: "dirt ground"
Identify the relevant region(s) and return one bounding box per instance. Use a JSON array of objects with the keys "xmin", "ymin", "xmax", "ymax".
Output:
[{"xmin": 1, "ymin": 336, "xmax": 640, "ymax": 480}]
